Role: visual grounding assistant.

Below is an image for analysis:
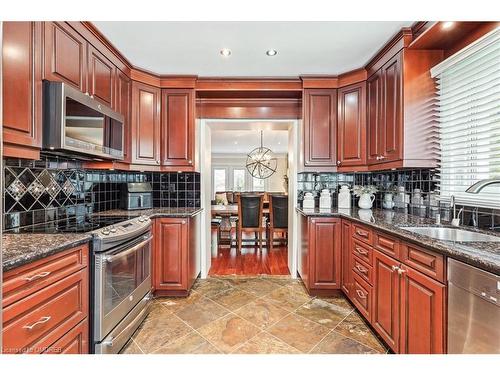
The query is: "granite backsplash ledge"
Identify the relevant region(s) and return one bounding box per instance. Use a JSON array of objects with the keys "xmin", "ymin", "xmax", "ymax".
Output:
[{"xmin": 3, "ymin": 156, "xmax": 201, "ymax": 231}]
